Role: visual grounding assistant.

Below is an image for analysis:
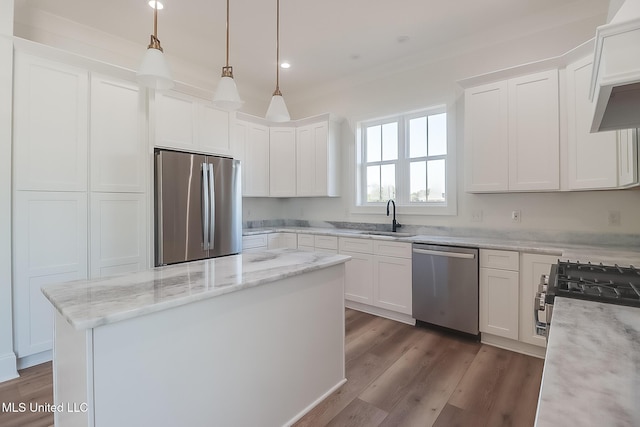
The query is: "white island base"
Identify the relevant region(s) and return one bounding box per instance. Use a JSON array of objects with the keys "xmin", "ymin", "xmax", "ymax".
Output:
[{"xmin": 53, "ymin": 264, "xmax": 346, "ymax": 427}]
